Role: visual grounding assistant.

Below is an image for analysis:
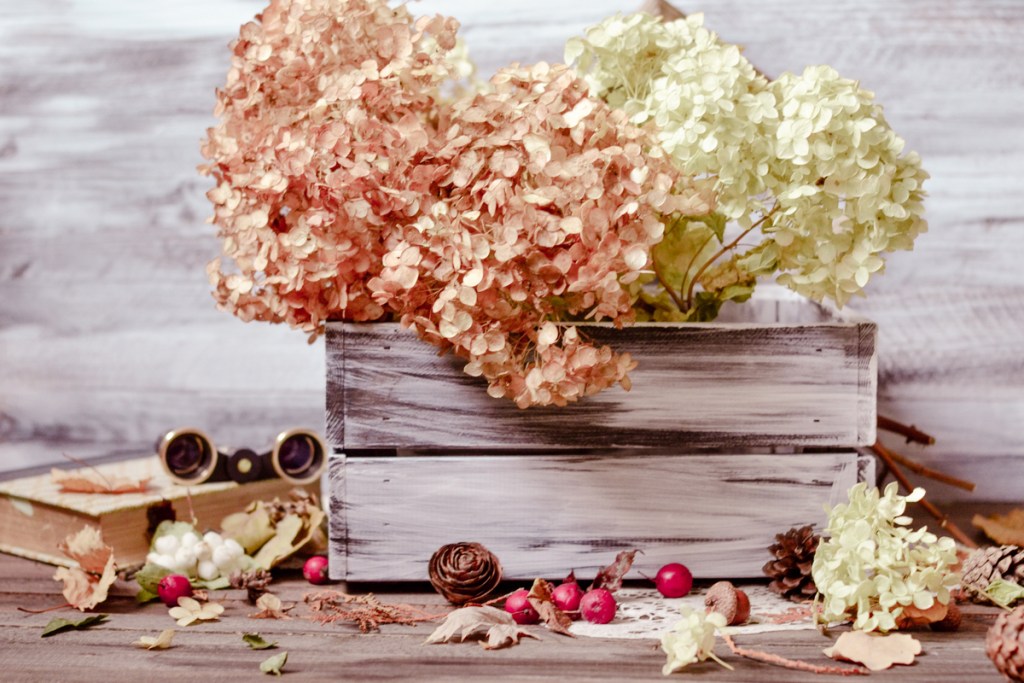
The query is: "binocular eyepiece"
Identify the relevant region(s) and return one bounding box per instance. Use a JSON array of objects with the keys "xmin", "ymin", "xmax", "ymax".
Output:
[{"xmin": 157, "ymin": 428, "xmax": 326, "ymax": 486}]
